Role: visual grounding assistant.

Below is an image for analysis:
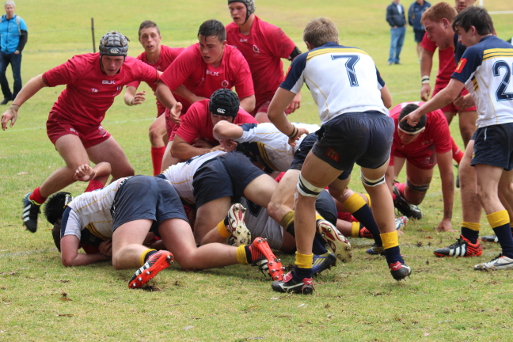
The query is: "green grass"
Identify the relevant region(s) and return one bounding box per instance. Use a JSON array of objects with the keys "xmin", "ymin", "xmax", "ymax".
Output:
[{"xmin": 2, "ymin": 0, "xmax": 513, "ymax": 341}]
